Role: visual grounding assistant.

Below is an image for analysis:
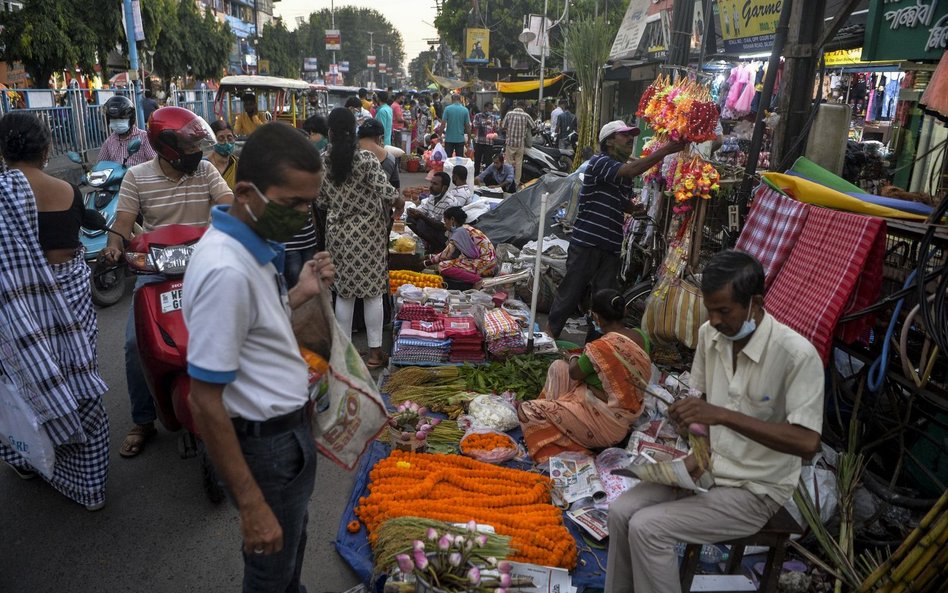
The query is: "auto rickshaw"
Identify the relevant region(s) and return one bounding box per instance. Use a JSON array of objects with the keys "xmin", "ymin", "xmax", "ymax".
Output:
[{"xmin": 214, "ymin": 75, "xmax": 312, "ymax": 133}]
